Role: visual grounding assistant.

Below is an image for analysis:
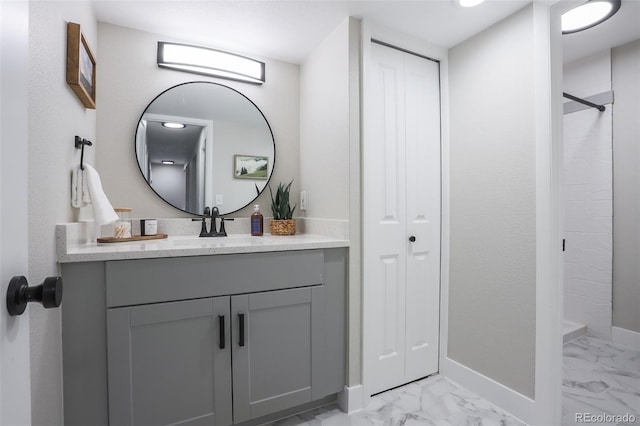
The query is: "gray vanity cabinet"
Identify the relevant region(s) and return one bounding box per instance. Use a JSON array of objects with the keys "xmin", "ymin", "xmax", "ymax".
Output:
[
  {"xmin": 61, "ymin": 248, "xmax": 346, "ymax": 426},
  {"xmin": 107, "ymin": 287, "xmax": 325, "ymax": 426},
  {"xmin": 107, "ymin": 297, "xmax": 233, "ymax": 426}
]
